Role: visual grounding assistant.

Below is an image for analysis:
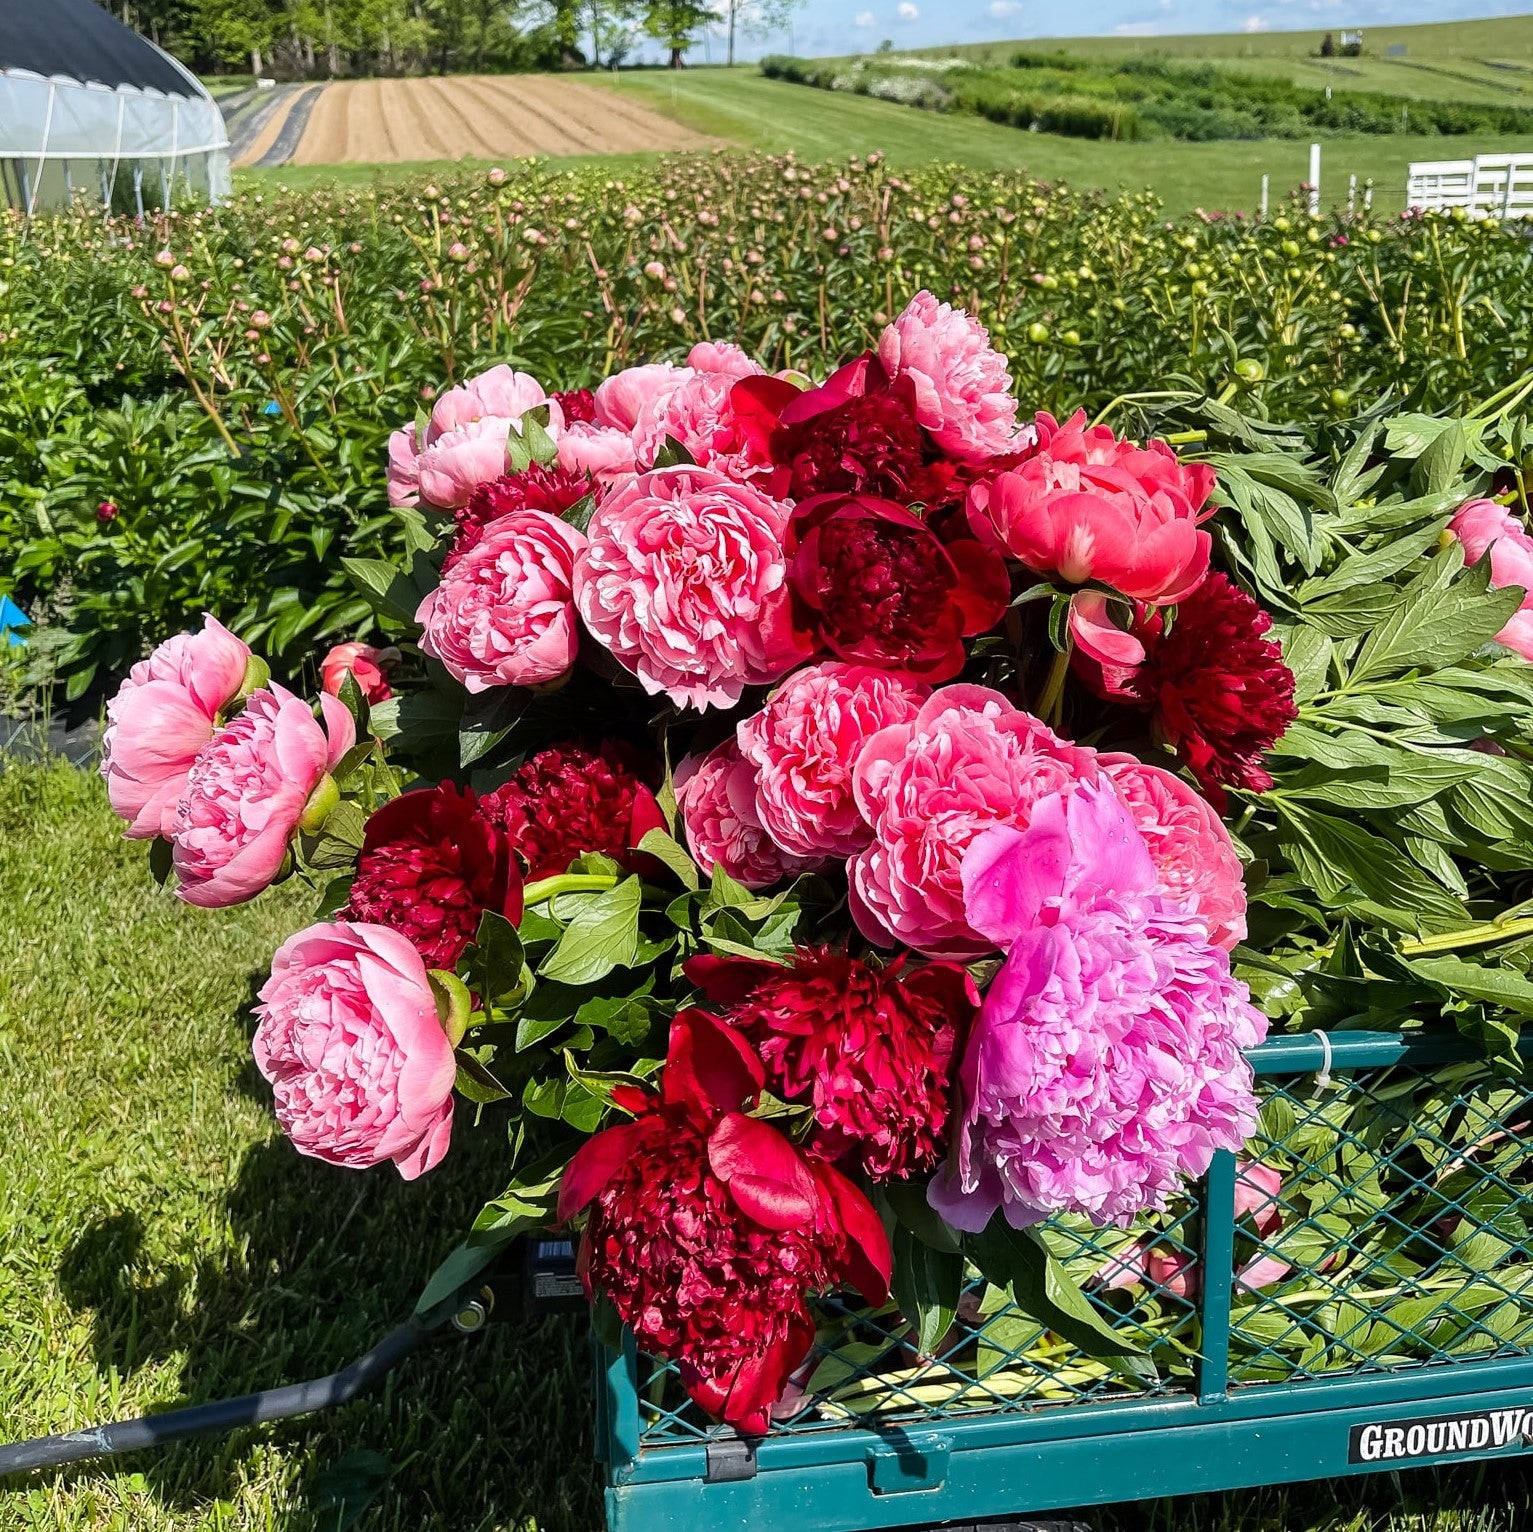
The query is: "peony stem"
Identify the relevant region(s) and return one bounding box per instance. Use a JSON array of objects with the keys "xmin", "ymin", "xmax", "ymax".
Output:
[
  {"xmin": 522, "ymin": 873, "xmax": 620, "ymax": 905},
  {"xmin": 1400, "ymin": 915, "xmax": 1533, "ymax": 956},
  {"xmin": 1036, "ymin": 644, "xmax": 1071, "ymax": 729}
]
